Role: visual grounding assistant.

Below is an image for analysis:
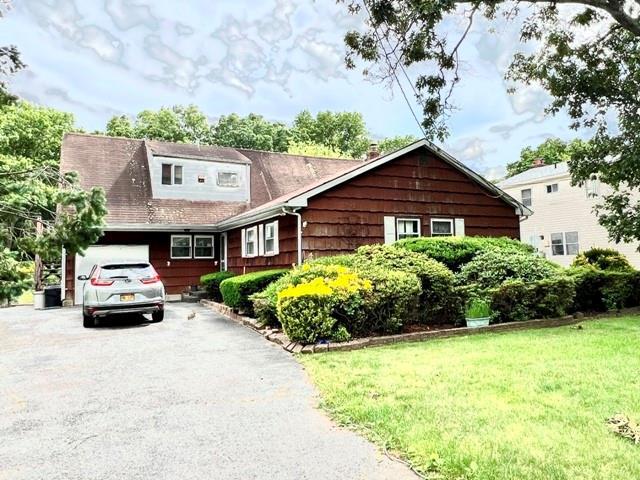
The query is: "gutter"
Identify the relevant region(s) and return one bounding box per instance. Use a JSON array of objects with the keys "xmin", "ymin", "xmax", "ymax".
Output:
[
  {"xmin": 281, "ymin": 207, "xmax": 303, "ymax": 266},
  {"xmin": 104, "ymin": 224, "xmax": 220, "ymax": 232}
]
